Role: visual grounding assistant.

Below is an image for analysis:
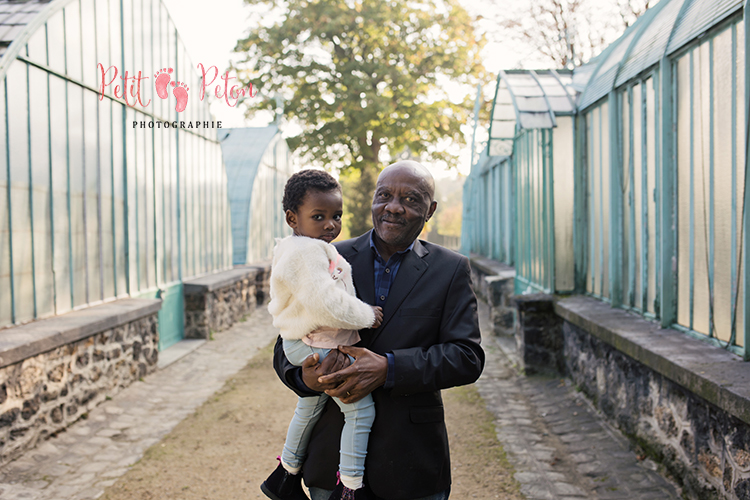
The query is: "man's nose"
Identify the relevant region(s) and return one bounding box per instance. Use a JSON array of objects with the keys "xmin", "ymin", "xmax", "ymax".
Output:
[{"xmin": 385, "ymin": 199, "xmax": 405, "ymax": 213}]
